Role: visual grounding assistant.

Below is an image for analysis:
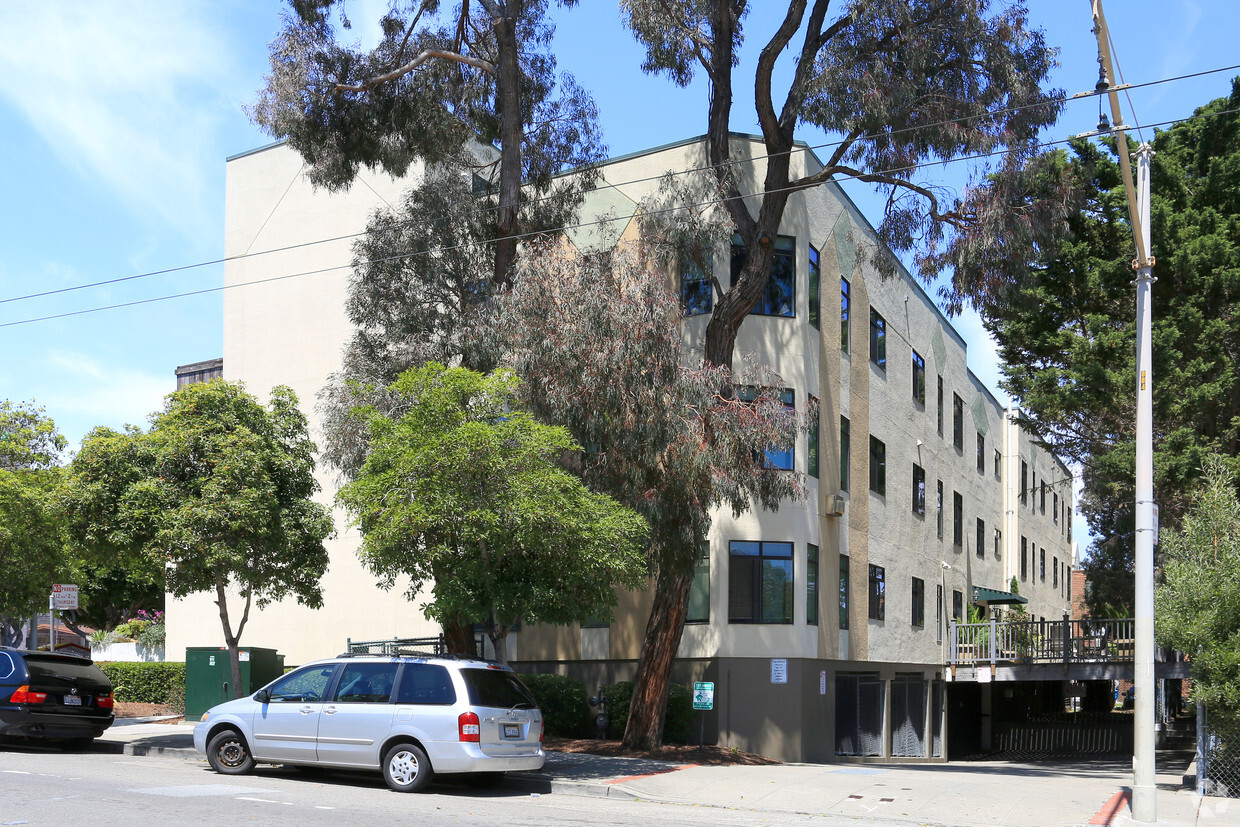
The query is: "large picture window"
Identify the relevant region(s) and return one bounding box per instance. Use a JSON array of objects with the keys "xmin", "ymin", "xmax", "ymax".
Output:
[
  {"xmin": 680, "ymin": 259, "xmax": 712, "ymax": 316},
  {"xmin": 728, "ymin": 541, "xmax": 793, "ymax": 623},
  {"xmin": 734, "ymin": 234, "xmax": 796, "ymax": 317}
]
